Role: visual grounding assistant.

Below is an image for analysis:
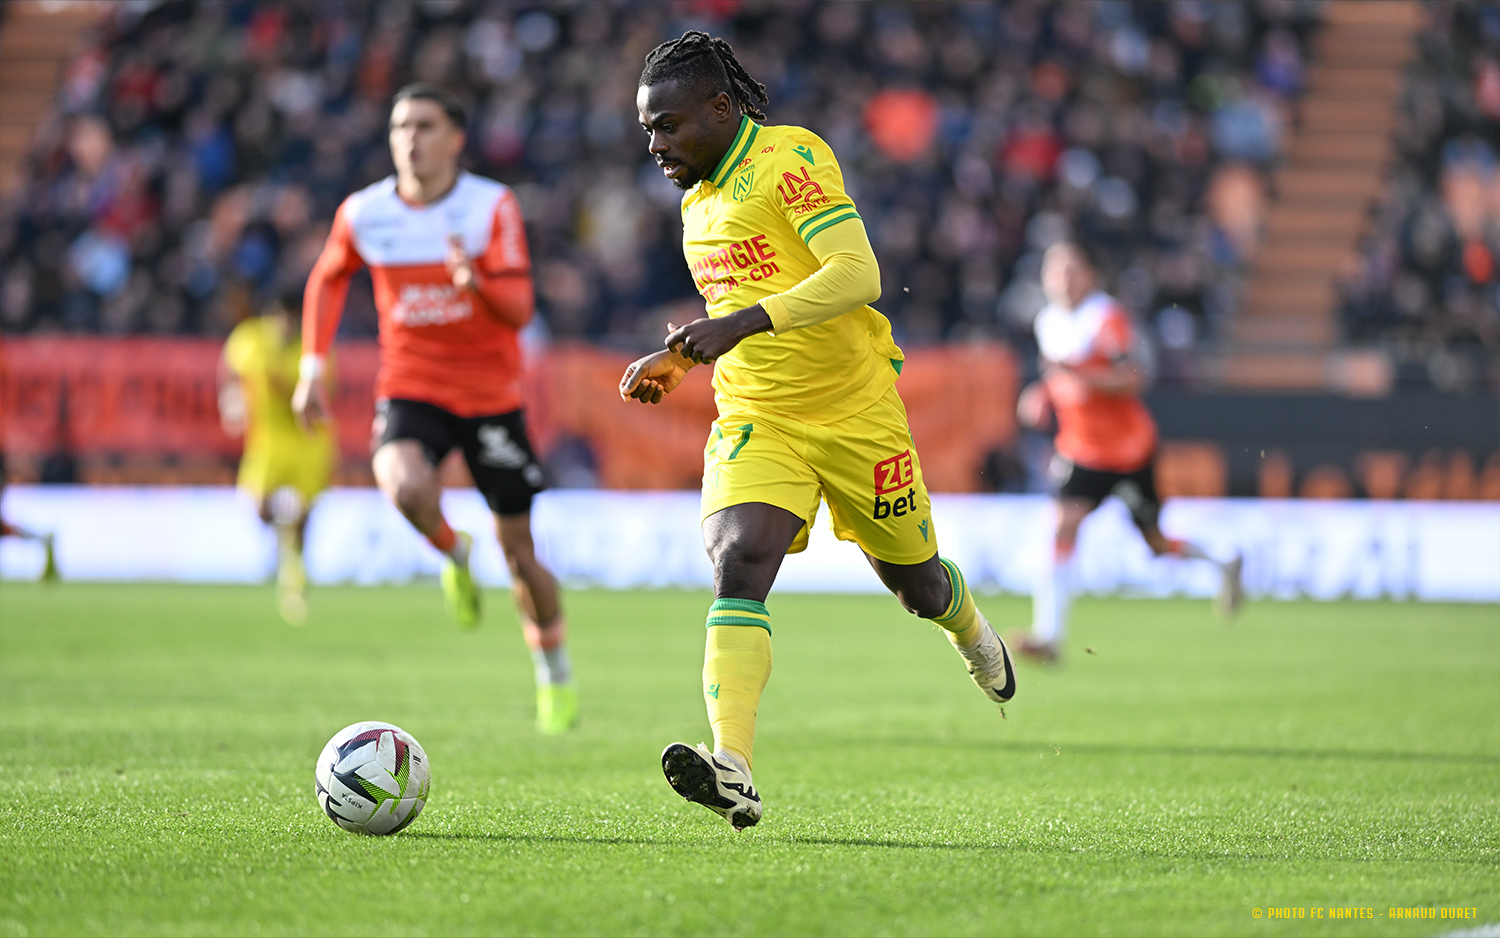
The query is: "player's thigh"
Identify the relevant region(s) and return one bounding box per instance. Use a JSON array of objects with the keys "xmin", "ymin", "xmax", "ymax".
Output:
[
  {"xmin": 236, "ymin": 443, "xmax": 275, "ymax": 504},
  {"xmin": 373, "ymin": 399, "xmax": 454, "ymax": 465},
  {"xmin": 1052, "ymin": 497, "xmax": 1094, "ymax": 543},
  {"xmin": 372, "ymin": 439, "xmax": 440, "ymax": 497},
  {"xmin": 701, "ymin": 410, "xmax": 822, "ymax": 553},
  {"xmin": 372, "ymin": 399, "xmax": 456, "ymax": 494},
  {"xmin": 1111, "ymin": 460, "xmax": 1164, "ymax": 537},
  {"xmin": 259, "ymin": 435, "xmax": 335, "ymax": 503},
  {"xmin": 814, "ymin": 388, "xmax": 936, "ymax": 566},
  {"xmin": 457, "ymin": 409, "xmax": 545, "ymax": 517},
  {"xmin": 1051, "ymin": 456, "xmax": 1109, "ymax": 523}
]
